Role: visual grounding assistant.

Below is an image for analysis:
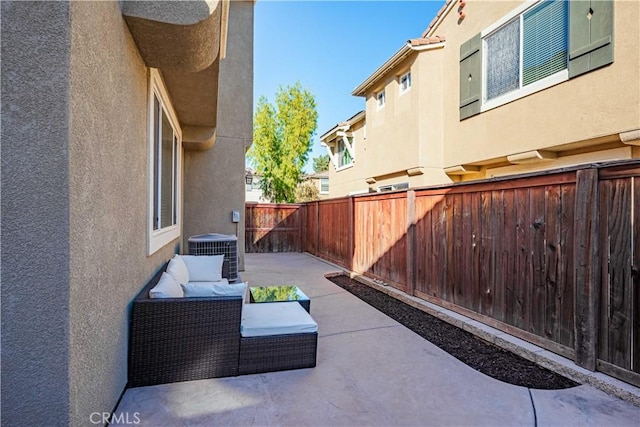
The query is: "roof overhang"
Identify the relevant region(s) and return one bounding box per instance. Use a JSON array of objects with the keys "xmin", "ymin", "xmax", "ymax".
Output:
[
  {"xmin": 351, "ymin": 37, "xmax": 445, "ymax": 97},
  {"xmin": 319, "ymin": 110, "xmax": 365, "ymax": 142},
  {"xmin": 122, "ymin": 0, "xmax": 228, "ymax": 150}
]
